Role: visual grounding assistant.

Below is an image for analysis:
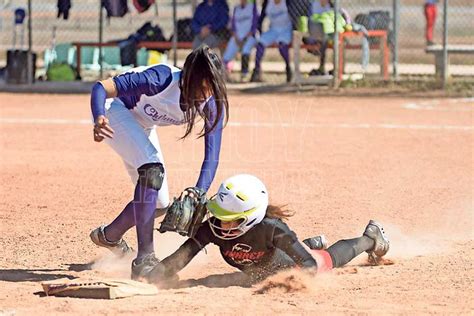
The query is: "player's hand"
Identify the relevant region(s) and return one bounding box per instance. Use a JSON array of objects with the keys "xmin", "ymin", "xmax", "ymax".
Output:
[{"xmin": 93, "ymin": 115, "xmax": 114, "ymax": 142}]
